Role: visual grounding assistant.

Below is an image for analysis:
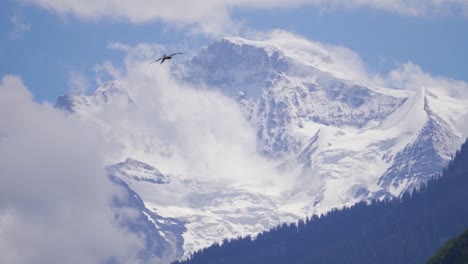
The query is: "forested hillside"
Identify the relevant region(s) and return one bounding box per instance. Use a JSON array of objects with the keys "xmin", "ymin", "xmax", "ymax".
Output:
[
  {"xmin": 428, "ymin": 229, "xmax": 468, "ymax": 264},
  {"xmin": 175, "ymin": 139, "xmax": 468, "ymax": 264}
]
